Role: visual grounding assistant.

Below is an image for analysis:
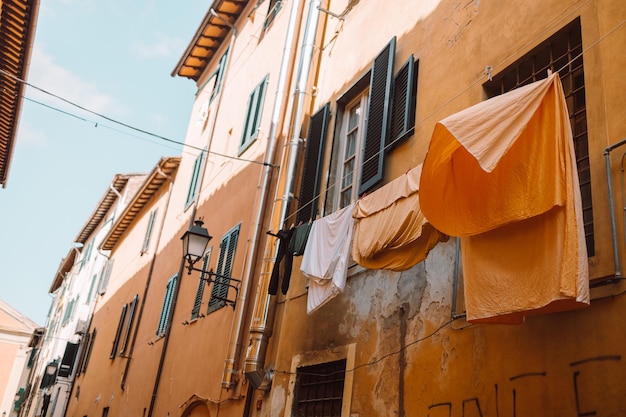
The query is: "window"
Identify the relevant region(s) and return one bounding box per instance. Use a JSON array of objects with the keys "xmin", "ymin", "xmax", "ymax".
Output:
[
  {"xmin": 97, "ymin": 259, "xmax": 114, "ymax": 295},
  {"xmin": 264, "ymin": 0, "xmax": 283, "ymax": 29},
  {"xmin": 141, "ymin": 209, "xmax": 158, "ymax": 254},
  {"xmin": 80, "ymin": 239, "xmax": 94, "ymax": 271},
  {"xmin": 58, "ymin": 342, "xmax": 79, "ymax": 377},
  {"xmin": 286, "ymin": 344, "xmax": 355, "ymax": 417},
  {"xmin": 110, "ymin": 304, "xmax": 127, "ymax": 358},
  {"xmin": 338, "ymin": 92, "xmax": 369, "ymax": 209},
  {"xmin": 297, "ymin": 37, "xmax": 418, "ymax": 220},
  {"xmin": 294, "ymin": 359, "xmax": 347, "ymax": 417},
  {"xmin": 185, "ymin": 151, "xmax": 206, "ymax": 209},
  {"xmin": 483, "ymin": 18, "xmax": 593, "ymax": 255},
  {"xmin": 240, "ymin": 75, "xmax": 268, "ymax": 154},
  {"xmin": 119, "ymin": 295, "xmax": 138, "ymax": 355},
  {"xmin": 62, "ymin": 298, "xmax": 76, "ymax": 326},
  {"xmin": 86, "ymin": 273, "xmax": 98, "ymax": 304},
  {"xmin": 79, "ymin": 328, "xmax": 96, "ymax": 374},
  {"xmin": 157, "ymin": 275, "xmax": 178, "ymax": 336},
  {"xmin": 197, "ymin": 50, "xmax": 229, "ymax": 125},
  {"xmin": 191, "ymin": 249, "xmax": 212, "ymax": 320},
  {"xmin": 208, "ymin": 225, "xmax": 240, "ymax": 313}
]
